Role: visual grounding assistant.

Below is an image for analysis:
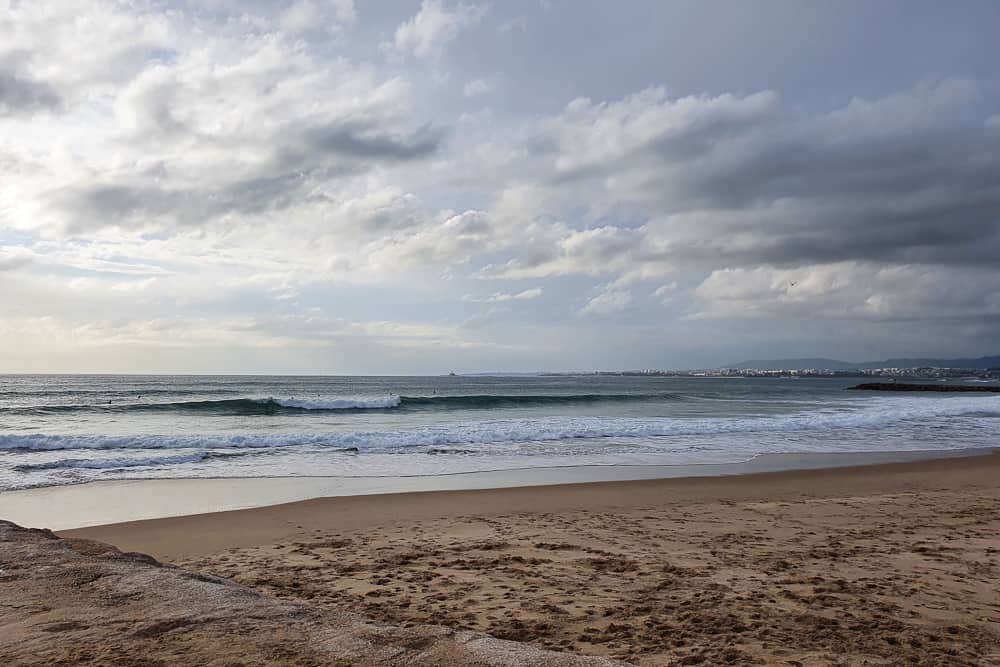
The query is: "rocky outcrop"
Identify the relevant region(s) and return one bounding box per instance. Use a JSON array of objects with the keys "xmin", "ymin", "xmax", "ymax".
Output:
[
  {"xmin": 848, "ymin": 382, "xmax": 1000, "ymax": 392},
  {"xmin": 0, "ymin": 520, "xmax": 627, "ymax": 666}
]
